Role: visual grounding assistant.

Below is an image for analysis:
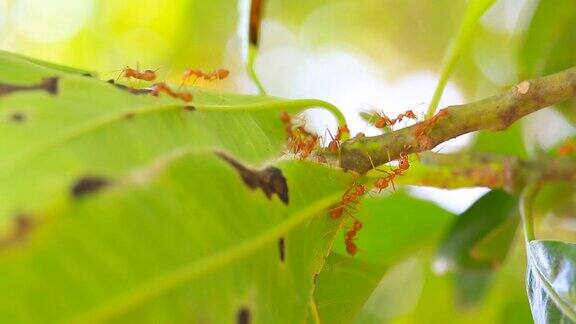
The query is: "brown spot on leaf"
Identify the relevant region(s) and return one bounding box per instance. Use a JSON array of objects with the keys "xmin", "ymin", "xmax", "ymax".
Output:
[
  {"xmin": 278, "ymin": 237, "xmax": 286, "ymax": 262},
  {"xmin": 0, "ymin": 77, "xmax": 59, "ymax": 97},
  {"xmin": 71, "ymin": 176, "xmax": 110, "ymax": 198},
  {"xmin": 107, "ymin": 79, "xmax": 152, "ymax": 95},
  {"xmin": 82, "ymin": 73, "xmax": 94, "ymax": 78},
  {"xmin": 184, "ymin": 105, "xmax": 196, "ymax": 112},
  {"xmin": 217, "ymin": 152, "xmax": 289, "ymax": 204},
  {"xmin": 237, "ymin": 307, "xmax": 251, "ymax": 324},
  {"xmin": 123, "ymin": 112, "xmax": 135, "ymax": 120},
  {"xmin": 0, "ymin": 213, "xmax": 34, "ymax": 249},
  {"xmin": 9, "ymin": 112, "xmax": 26, "ymax": 123}
]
